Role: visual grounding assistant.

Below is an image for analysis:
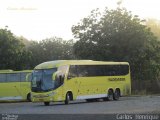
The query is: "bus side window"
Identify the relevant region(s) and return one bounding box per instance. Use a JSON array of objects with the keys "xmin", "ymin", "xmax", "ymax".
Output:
[
  {"xmin": 7, "ymin": 73, "xmax": 20, "ymax": 82},
  {"xmin": 120, "ymin": 65, "xmax": 129, "ymax": 75},
  {"xmin": 20, "ymin": 72, "xmax": 28, "ymax": 82},
  {"xmin": 0, "ymin": 74, "xmax": 7, "ymax": 82},
  {"xmin": 67, "ymin": 65, "xmax": 77, "ymax": 79},
  {"xmin": 77, "ymin": 65, "xmax": 90, "ymax": 77}
]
